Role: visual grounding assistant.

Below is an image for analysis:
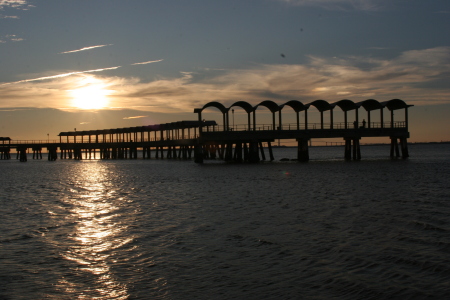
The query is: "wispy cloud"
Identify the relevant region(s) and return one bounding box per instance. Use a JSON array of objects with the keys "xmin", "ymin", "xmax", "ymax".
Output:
[
  {"xmin": 0, "ymin": 34, "xmax": 24, "ymax": 43},
  {"xmin": 123, "ymin": 116, "xmax": 148, "ymax": 119},
  {"xmin": 131, "ymin": 59, "xmax": 164, "ymax": 65},
  {"xmin": 0, "ymin": 47, "xmax": 448, "ymax": 112},
  {"xmin": 0, "ymin": 15, "xmax": 19, "ymax": 19},
  {"xmin": 1, "ymin": 66, "xmax": 121, "ymax": 85},
  {"xmin": 59, "ymin": 44, "xmax": 113, "ymax": 54},
  {"xmin": 277, "ymin": 0, "xmax": 384, "ymax": 11},
  {"xmin": 0, "ymin": 0, "xmax": 33, "ymax": 10}
]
